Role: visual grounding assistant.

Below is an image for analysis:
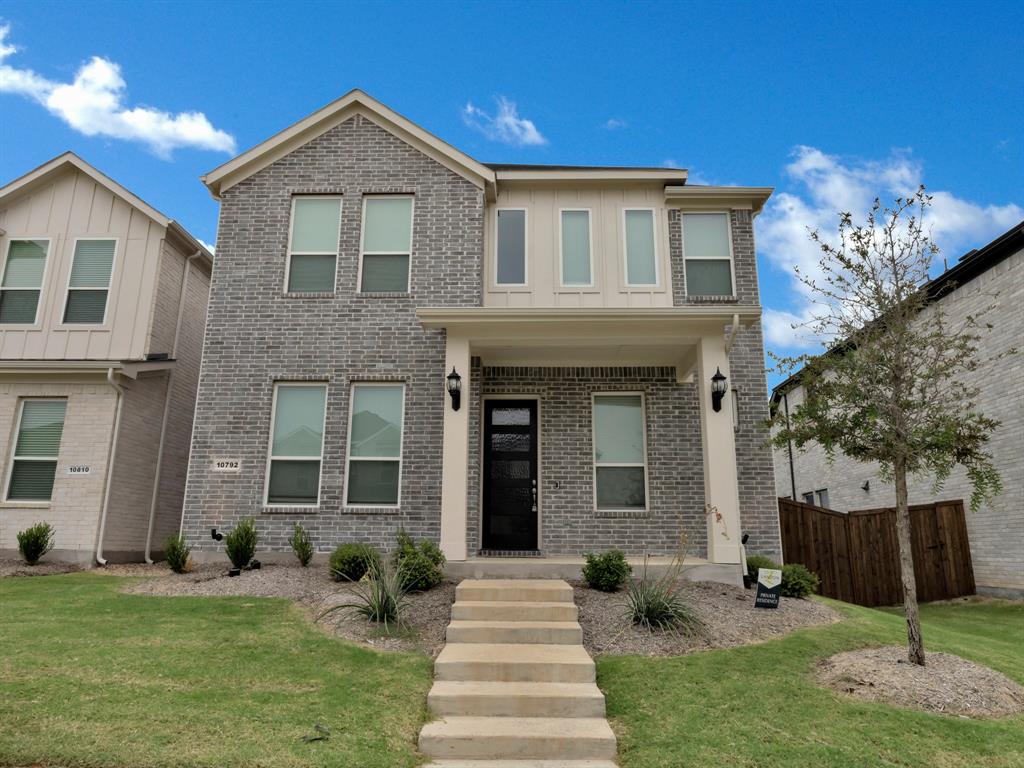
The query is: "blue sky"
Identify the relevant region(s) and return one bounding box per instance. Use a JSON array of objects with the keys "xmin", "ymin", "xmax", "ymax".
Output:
[{"xmin": 2, "ymin": 1, "xmax": 1021, "ymax": 385}]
